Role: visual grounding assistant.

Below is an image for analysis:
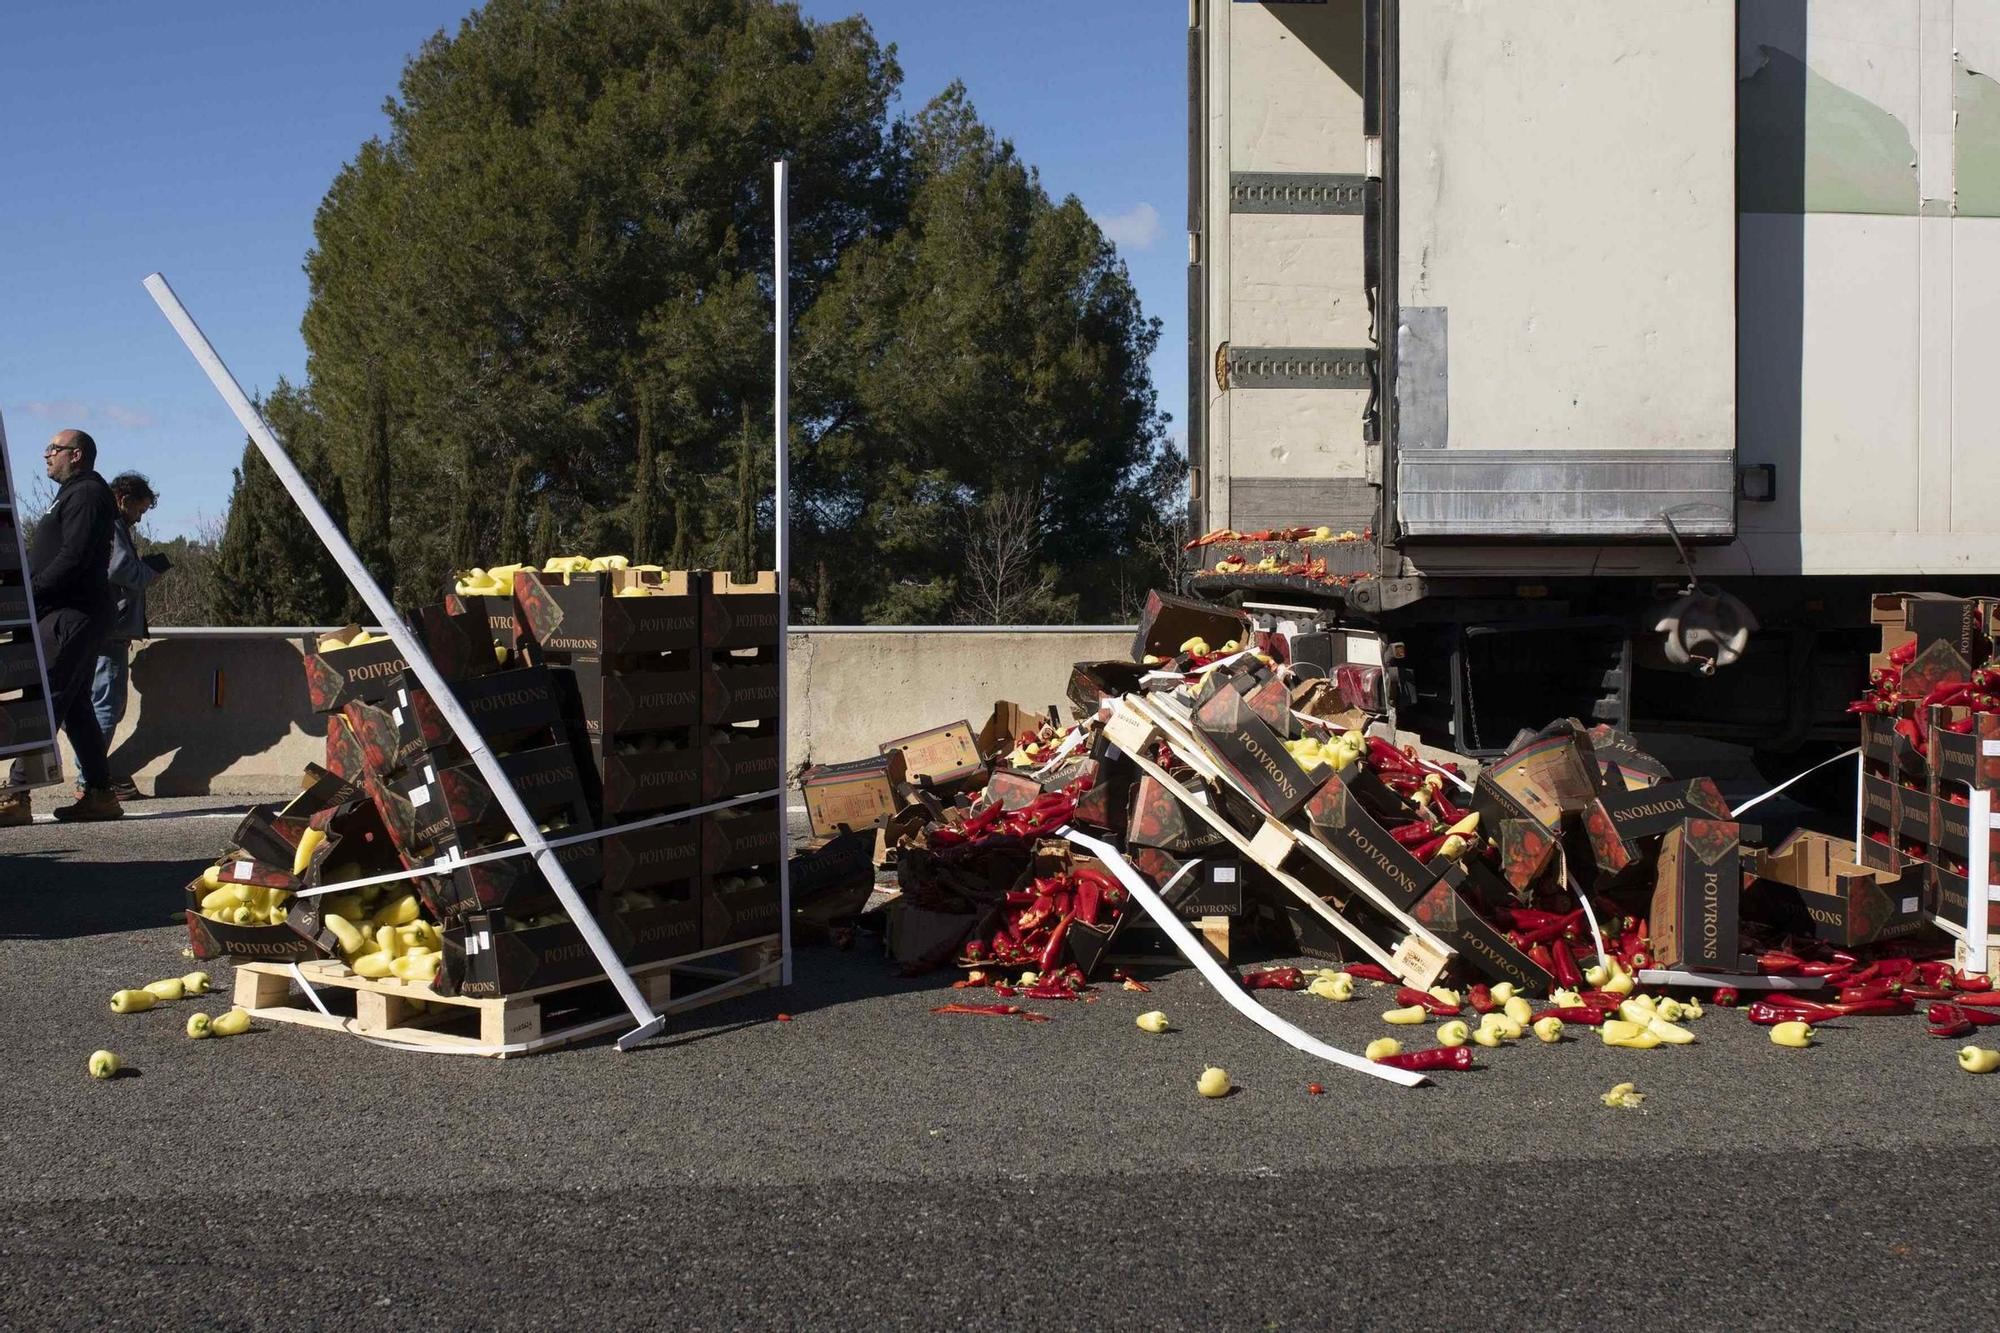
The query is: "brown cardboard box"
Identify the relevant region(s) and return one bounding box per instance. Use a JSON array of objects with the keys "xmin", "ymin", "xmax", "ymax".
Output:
[
  {"xmin": 879, "ymin": 721, "xmax": 983, "ymax": 793},
  {"xmin": 1650, "ymin": 818, "xmax": 1753, "ymax": 972},
  {"xmin": 1483, "ymin": 724, "xmax": 1602, "ymax": 828},
  {"xmin": 1748, "ymin": 830, "xmax": 1925, "ymax": 946},
  {"xmin": 1585, "ymin": 725, "xmax": 1673, "ymax": 791},
  {"xmin": 976, "ymin": 701, "xmax": 1060, "ymax": 763},
  {"xmin": 801, "ymin": 752, "xmax": 905, "ymax": 836}
]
